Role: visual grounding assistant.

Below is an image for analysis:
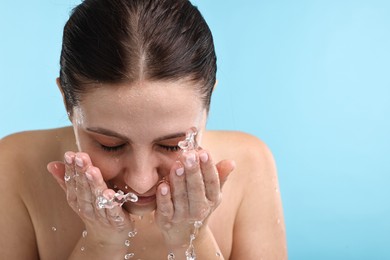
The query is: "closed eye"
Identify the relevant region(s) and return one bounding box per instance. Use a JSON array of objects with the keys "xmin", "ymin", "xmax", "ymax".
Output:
[
  {"xmin": 100, "ymin": 143, "xmax": 126, "ymax": 152},
  {"xmin": 159, "ymin": 145, "xmax": 181, "ymax": 152}
]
